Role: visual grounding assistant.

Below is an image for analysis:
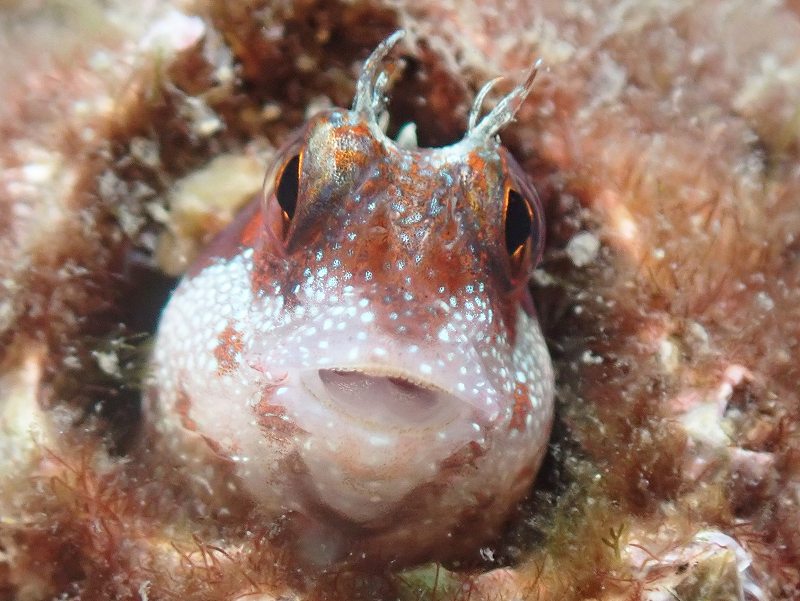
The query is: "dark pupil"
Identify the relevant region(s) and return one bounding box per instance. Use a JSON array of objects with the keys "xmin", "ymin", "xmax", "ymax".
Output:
[
  {"xmin": 505, "ymin": 189, "xmax": 532, "ymax": 255},
  {"xmin": 276, "ymin": 154, "xmax": 300, "ymax": 219}
]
